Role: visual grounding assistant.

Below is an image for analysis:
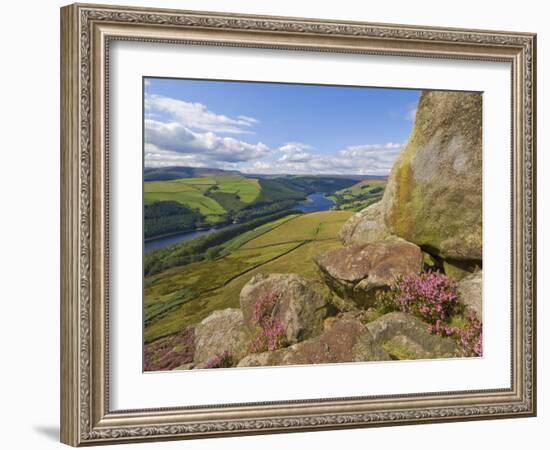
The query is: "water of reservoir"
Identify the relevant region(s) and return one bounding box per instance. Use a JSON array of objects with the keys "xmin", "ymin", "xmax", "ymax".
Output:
[
  {"xmin": 293, "ymin": 192, "xmax": 335, "ymax": 213},
  {"xmin": 144, "ymin": 192, "xmax": 334, "ymax": 253}
]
